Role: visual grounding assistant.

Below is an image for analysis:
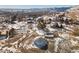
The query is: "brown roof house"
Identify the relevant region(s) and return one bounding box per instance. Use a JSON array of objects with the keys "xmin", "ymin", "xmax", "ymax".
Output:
[{"xmin": 0, "ymin": 26, "xmax": 16, "ymax": 40}]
